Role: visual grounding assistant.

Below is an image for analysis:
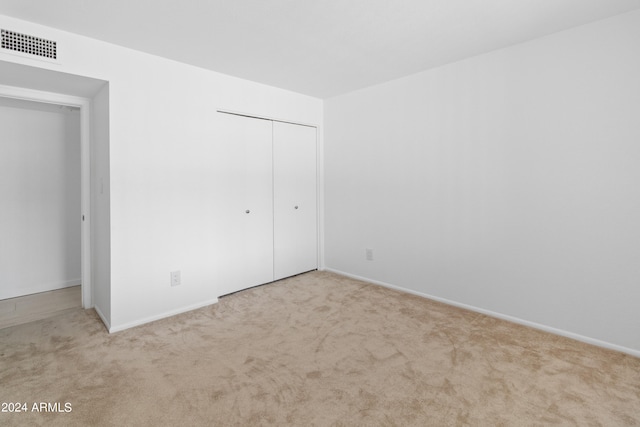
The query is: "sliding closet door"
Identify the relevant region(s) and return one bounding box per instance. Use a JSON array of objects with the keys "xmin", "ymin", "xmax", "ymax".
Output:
[
  {"xmin": 217, "ymin": 113, "xmax": 274, "ymax": 294},
  {"xmin": 273, "ymin": 122, "xmax": 317, "ymax": 280}
]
